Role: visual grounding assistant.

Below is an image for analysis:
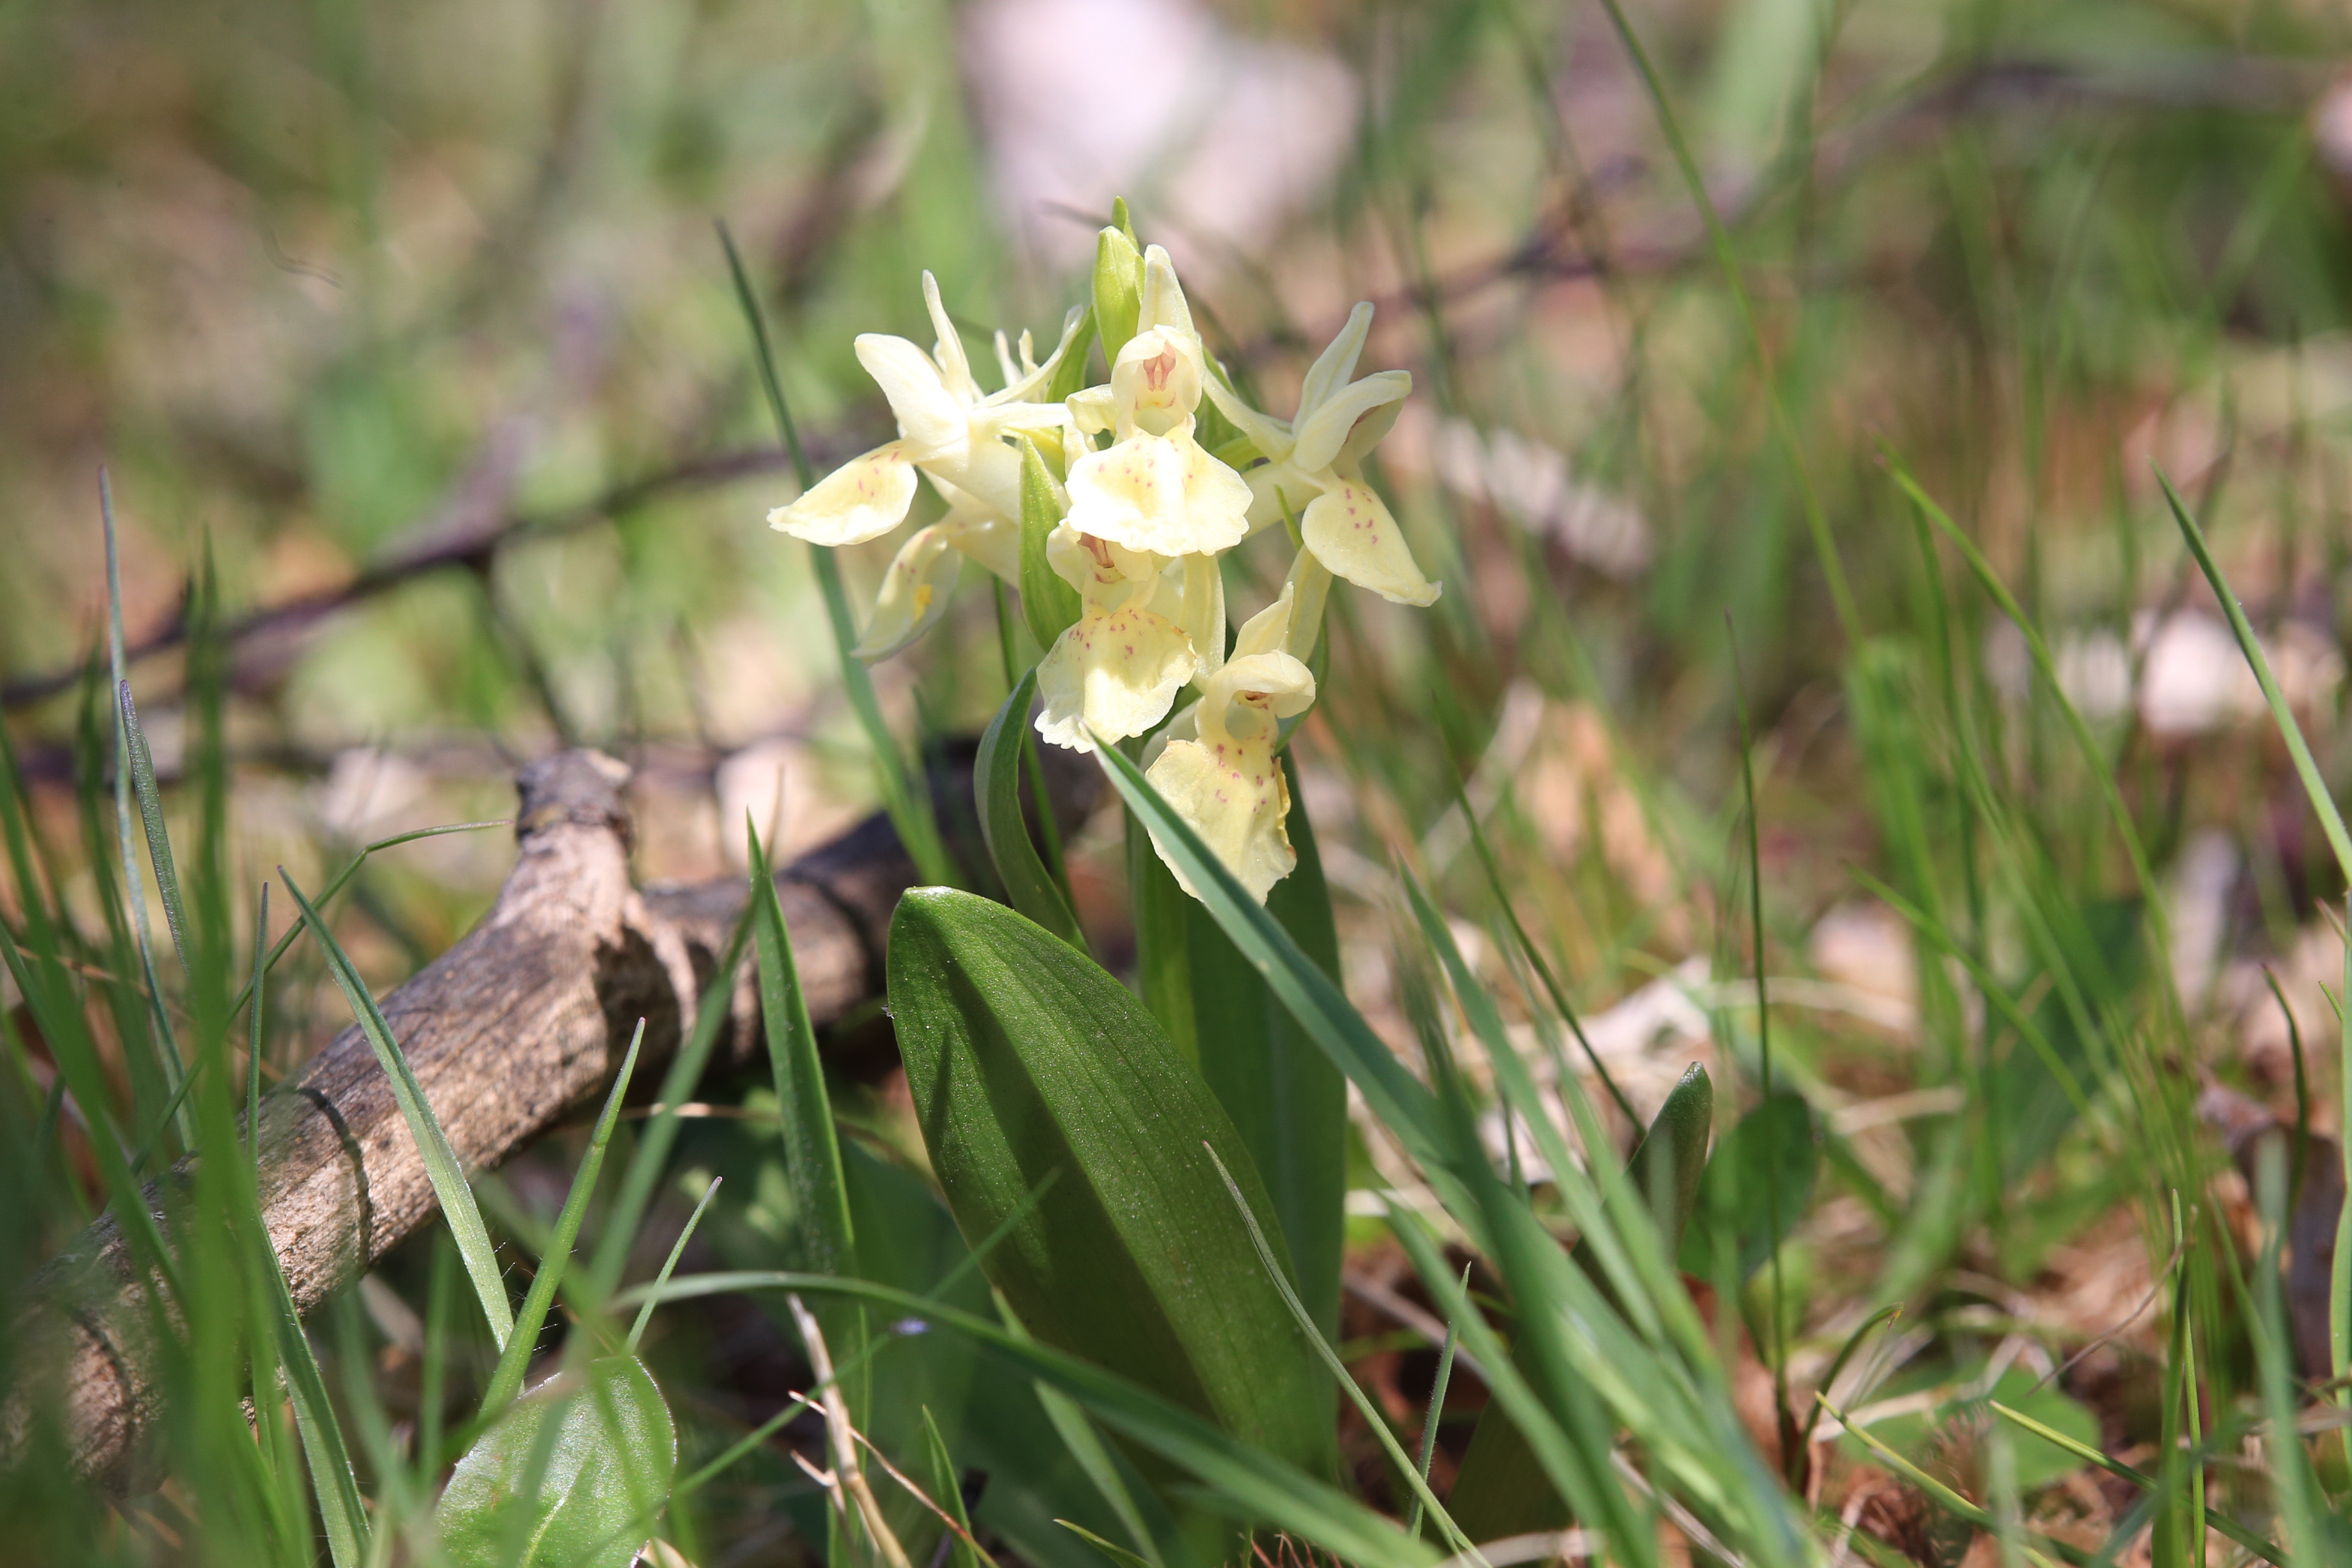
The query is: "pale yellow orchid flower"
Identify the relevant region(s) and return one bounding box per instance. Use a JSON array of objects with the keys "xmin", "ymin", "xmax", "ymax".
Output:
[
  {"xmin": 1143, "ymin": 583, "xmax": 1318, "ymax": 903},
  {"xmin": 771, "ymin": 274, "xmax": 1082, "ymax": 663},
  {"xmin": 1033, "ymin": 527, "xmax": 1200, "ymax": 753},
  {"xmin": 1064, "ymin": 247, "xmax": 1253, "ymax": 559},
  {"xmin": 768, "ymin": 271, "xmax": 1074, "ymax": 547},
  {"xmin": 1206, "ymin": 303, "xmax": 1438, "ymax": 608}
]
